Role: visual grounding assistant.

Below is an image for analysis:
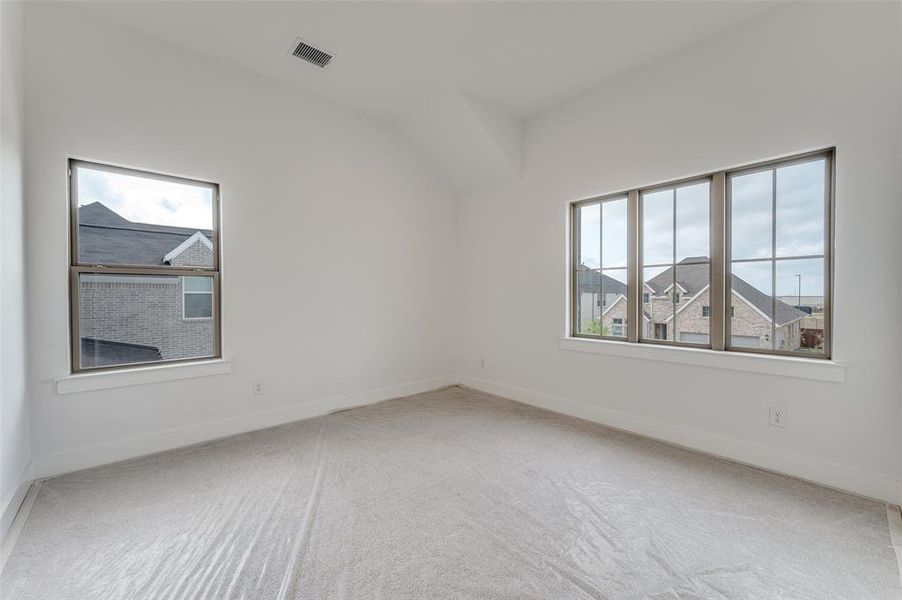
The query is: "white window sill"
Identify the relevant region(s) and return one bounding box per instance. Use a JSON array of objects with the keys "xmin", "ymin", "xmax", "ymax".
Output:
[
  {"xmin": 560, "ymin": 337, "xmax": 845, "ymax": 383},
  {"xmin": 56, "ymin": 359, "xmax": 232, "ymax": 395}
]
